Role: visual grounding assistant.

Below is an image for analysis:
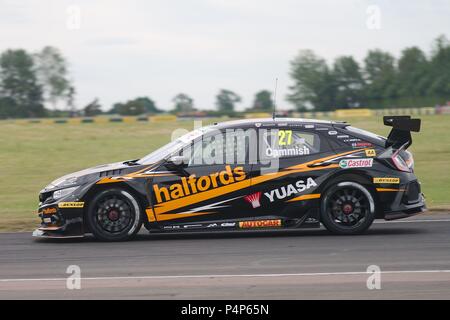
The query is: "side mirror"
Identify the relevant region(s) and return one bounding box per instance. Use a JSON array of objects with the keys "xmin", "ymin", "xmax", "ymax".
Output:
[{"xmin": 167, "ymin": 155, "xmax": 189, "ymax": 166}]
